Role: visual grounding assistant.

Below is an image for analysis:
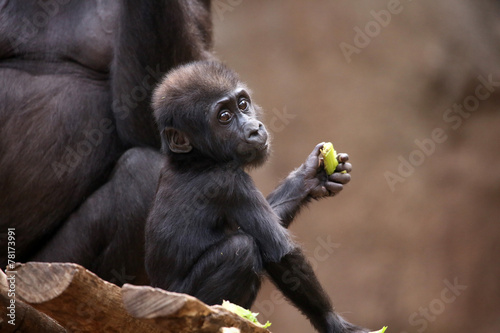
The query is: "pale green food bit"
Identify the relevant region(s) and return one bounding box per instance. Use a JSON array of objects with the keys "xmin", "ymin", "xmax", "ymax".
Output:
[{"xmin": 222, "ymin": 300, "xmax": 272, "ymax": 329}]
